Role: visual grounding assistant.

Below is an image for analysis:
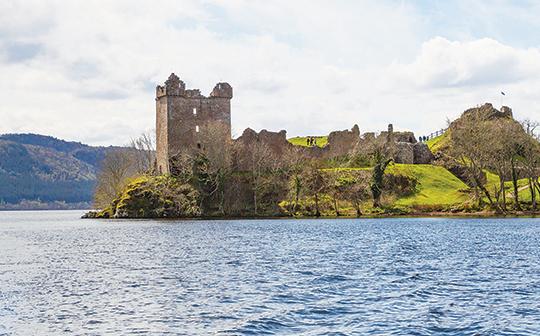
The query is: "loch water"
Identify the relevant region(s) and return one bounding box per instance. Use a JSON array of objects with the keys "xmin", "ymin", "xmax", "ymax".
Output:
[{"xmin": 0, "ymin": 211, "xmax": 539, "ymax": 335}]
